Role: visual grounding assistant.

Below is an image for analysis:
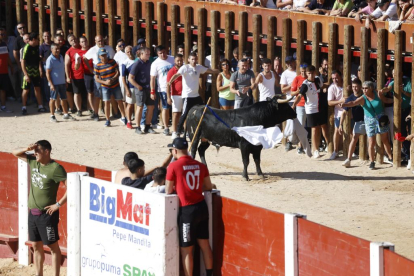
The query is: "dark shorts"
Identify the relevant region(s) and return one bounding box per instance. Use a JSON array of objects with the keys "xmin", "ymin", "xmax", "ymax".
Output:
[
  {"xmin": 307, "ymin": 112, "xmax": 325, "ymax": 128},
  {"xmin": 0, "ymin": 74, "xmax": 12, "ymax": 91},
  {"xmin": 66, "ymin": 82, "xmax": 73, "ymax": 92},
  {"xmin": 84, "ymin": 74, "xmax": 95, "ymax": 93},
  {"xmin": 22, "ymin": 76, "xmax": 41, "ymax": 89},
  {"xmin": 72, "ymin": 79, "xmax": 87, "ymax": 94},
  {"xmin": 178, "ymin": 200, "xmax": 209, "ymax": 247},
  {"xmin": 134, "ymin": 87, "xmax": 155, "ymax": 107},
  {"xmin": 50, "ymin": 84, "xmax": 67, "ymax": 100},
  {"xmin": 28, "ymin": 210, "xmax": 60, "ymax": 245}
]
